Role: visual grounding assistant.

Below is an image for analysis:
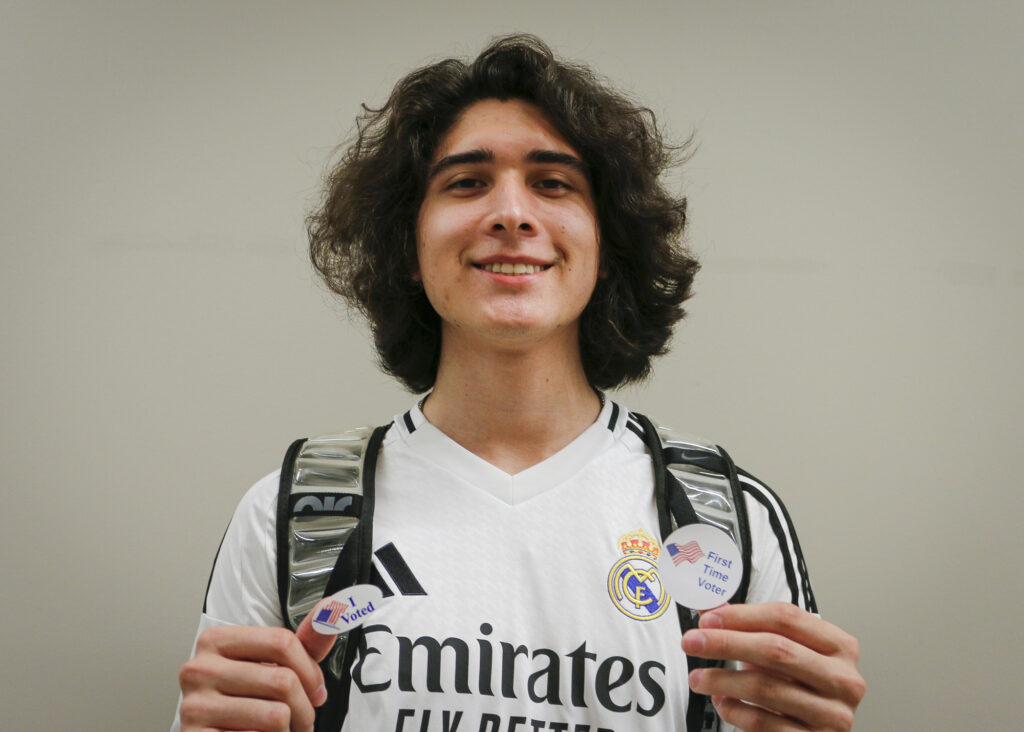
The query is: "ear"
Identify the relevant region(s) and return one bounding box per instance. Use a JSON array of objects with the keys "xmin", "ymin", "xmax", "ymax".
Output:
[{"xmin": 411, "ymin": 269, "xmax": 422, "ymax": 282}]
